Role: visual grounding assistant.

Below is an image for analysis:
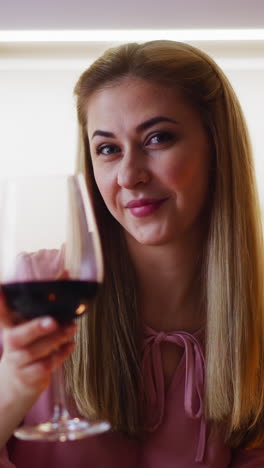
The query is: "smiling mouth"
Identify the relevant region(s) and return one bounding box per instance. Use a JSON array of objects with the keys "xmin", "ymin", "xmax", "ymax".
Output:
[{"xmin": 126, "ymin": 198, "xmax": 169, "ymax": 217}]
